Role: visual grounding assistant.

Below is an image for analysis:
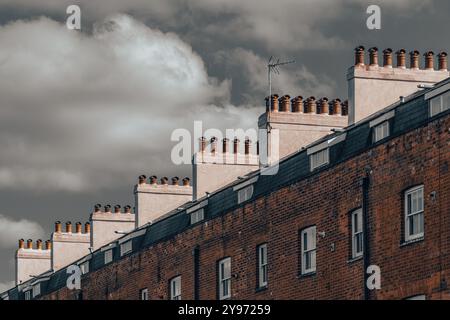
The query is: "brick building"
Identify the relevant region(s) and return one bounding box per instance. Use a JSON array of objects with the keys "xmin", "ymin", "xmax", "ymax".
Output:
[{"xmin": 1, "ymin": 47, "xmax": 449, "ymax": 300}]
